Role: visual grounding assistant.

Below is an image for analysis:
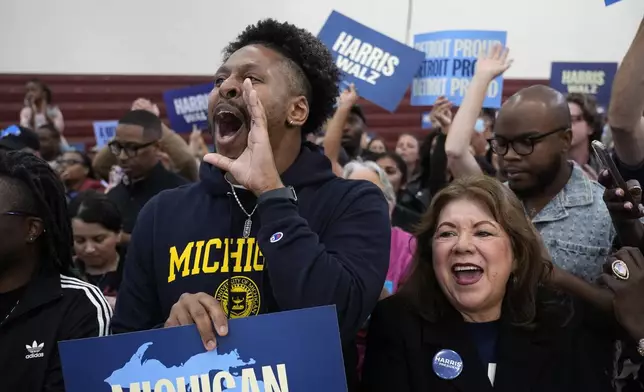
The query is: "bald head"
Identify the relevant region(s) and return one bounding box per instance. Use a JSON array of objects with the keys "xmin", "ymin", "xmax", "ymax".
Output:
[
  {"xmin": 493, "ymin": 85, "xmax": 574, "ymax": 199},
  {"xmin": 501, "ymin": 85, "xmax": 571, "ymax": 129}
]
